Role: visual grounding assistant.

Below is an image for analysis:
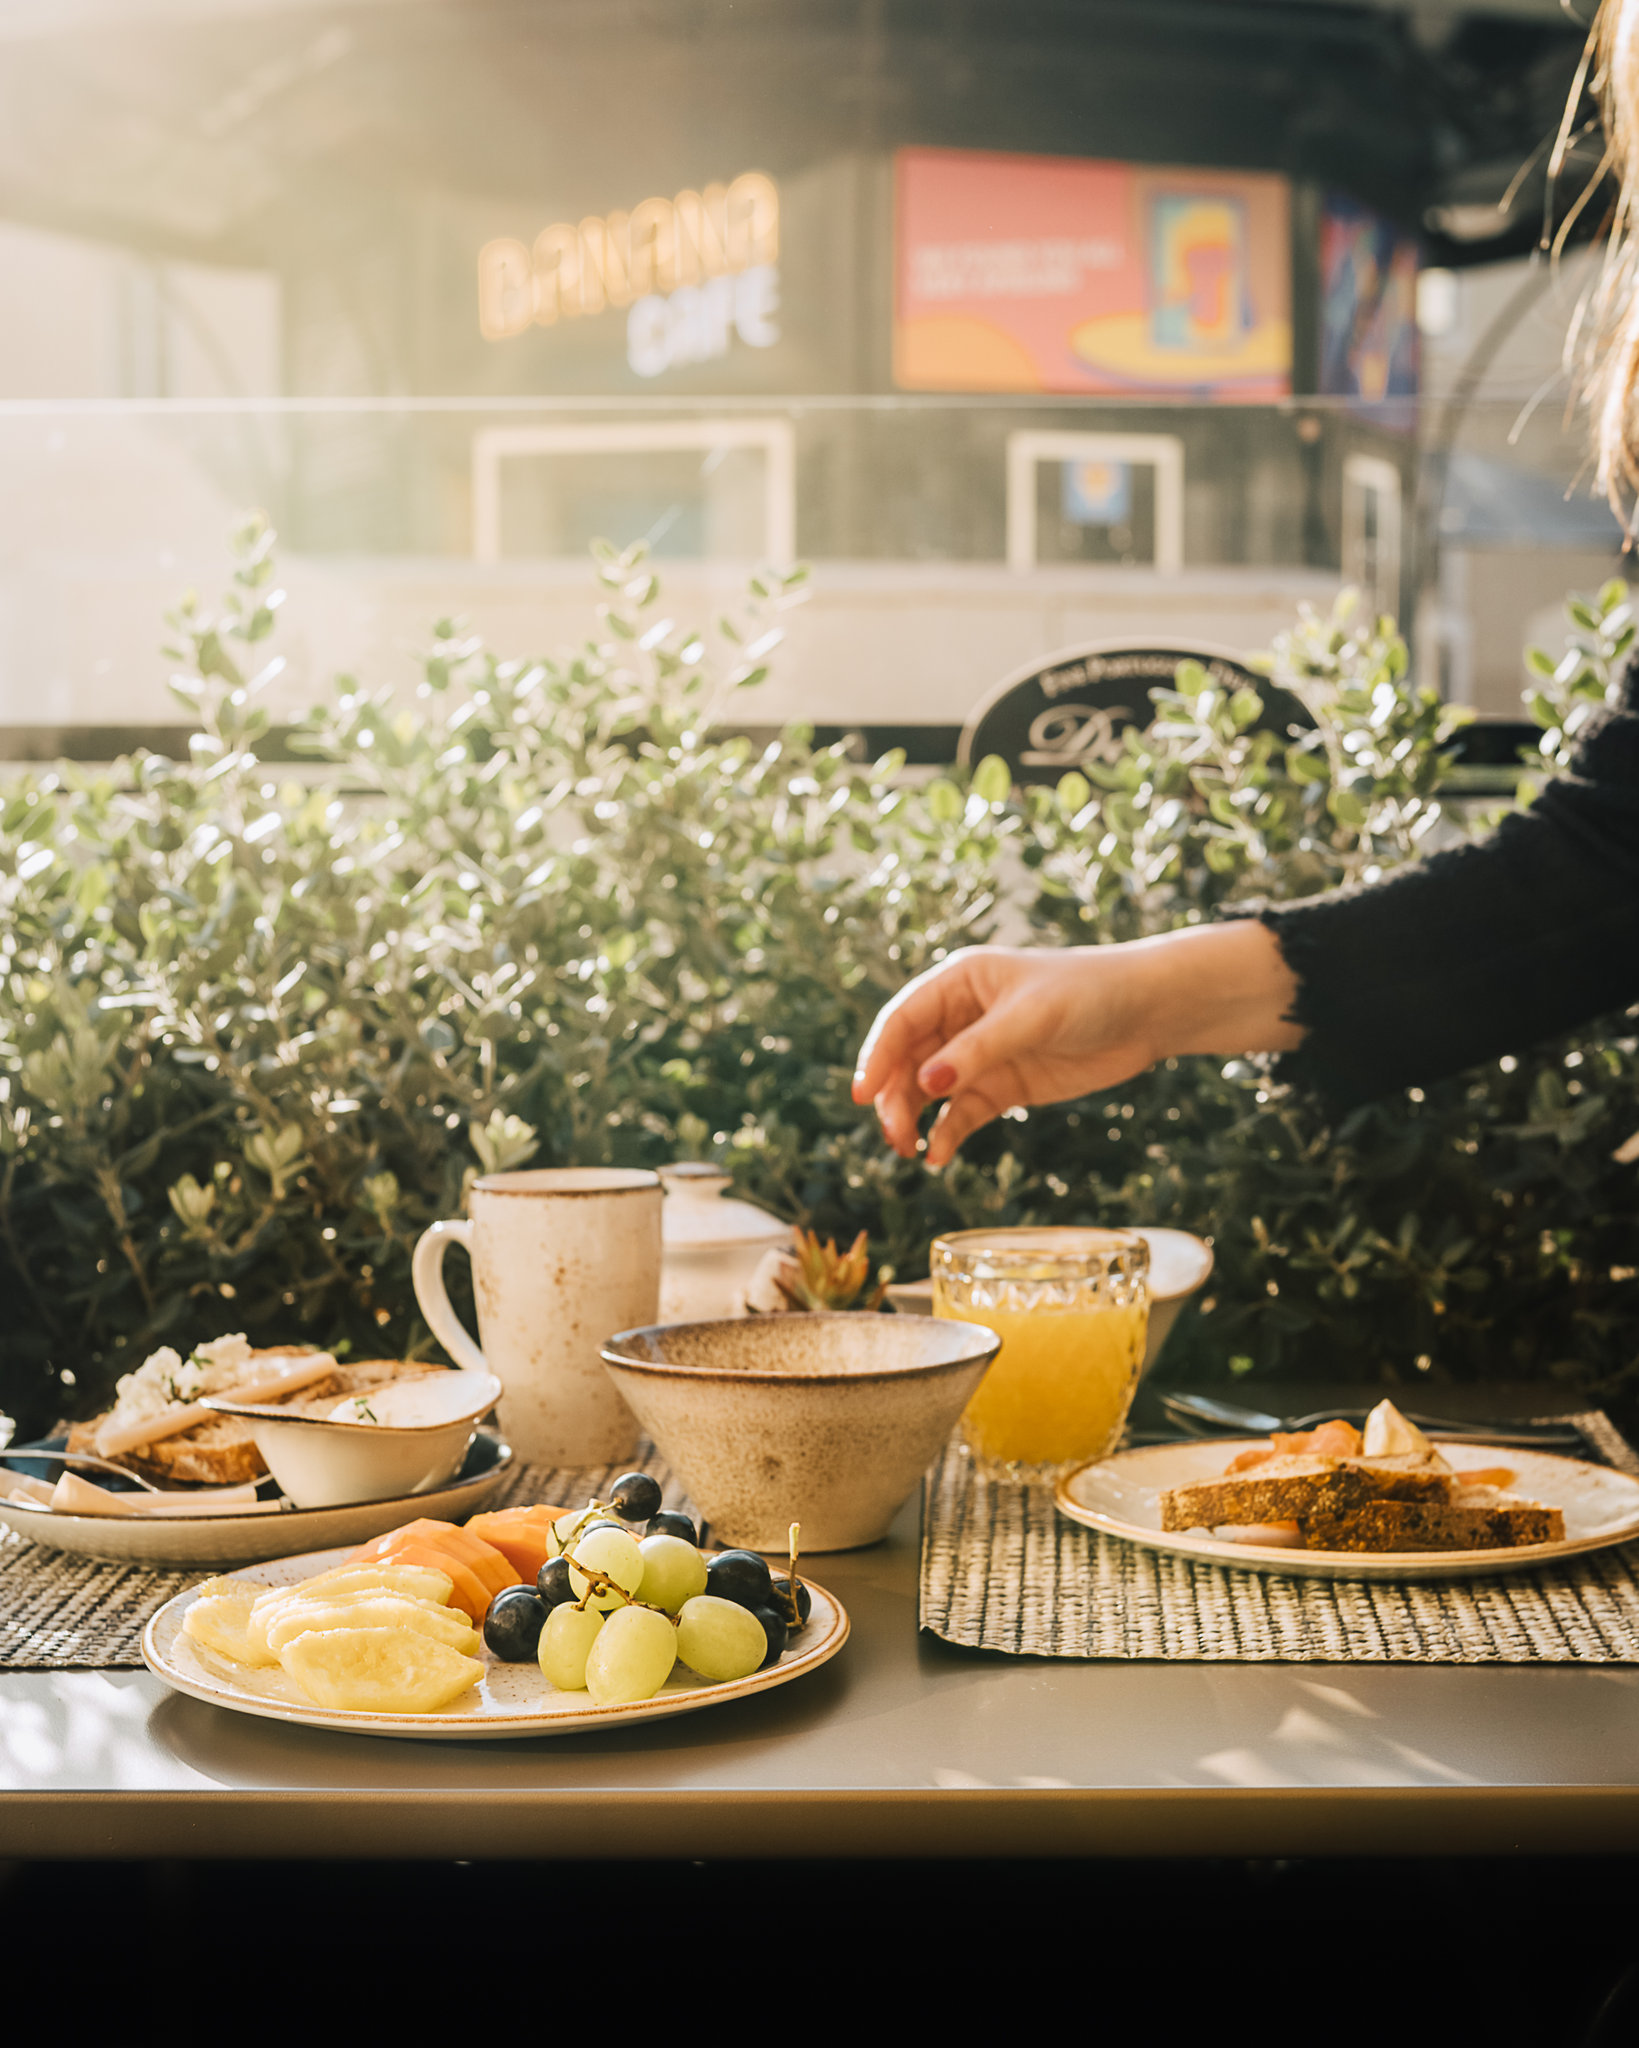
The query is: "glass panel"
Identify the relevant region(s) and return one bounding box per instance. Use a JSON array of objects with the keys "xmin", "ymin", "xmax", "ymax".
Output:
[{"xmin": 0, "ymin": 392, "xmax": 1622, "ymax": 744}]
